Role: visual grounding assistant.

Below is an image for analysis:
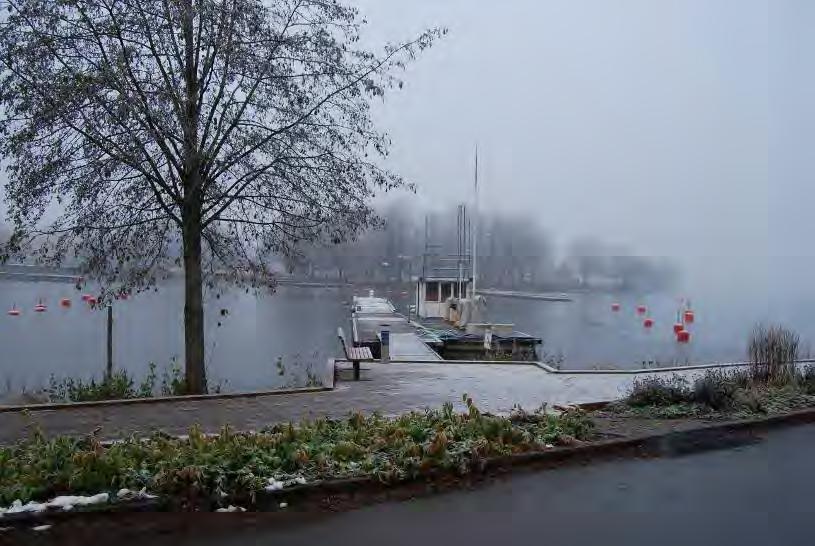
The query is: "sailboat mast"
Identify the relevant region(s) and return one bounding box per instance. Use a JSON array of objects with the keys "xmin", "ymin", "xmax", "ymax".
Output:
[{"xmin": 472, "ymin": 146, "xmax": 479, "ymax": 296}]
